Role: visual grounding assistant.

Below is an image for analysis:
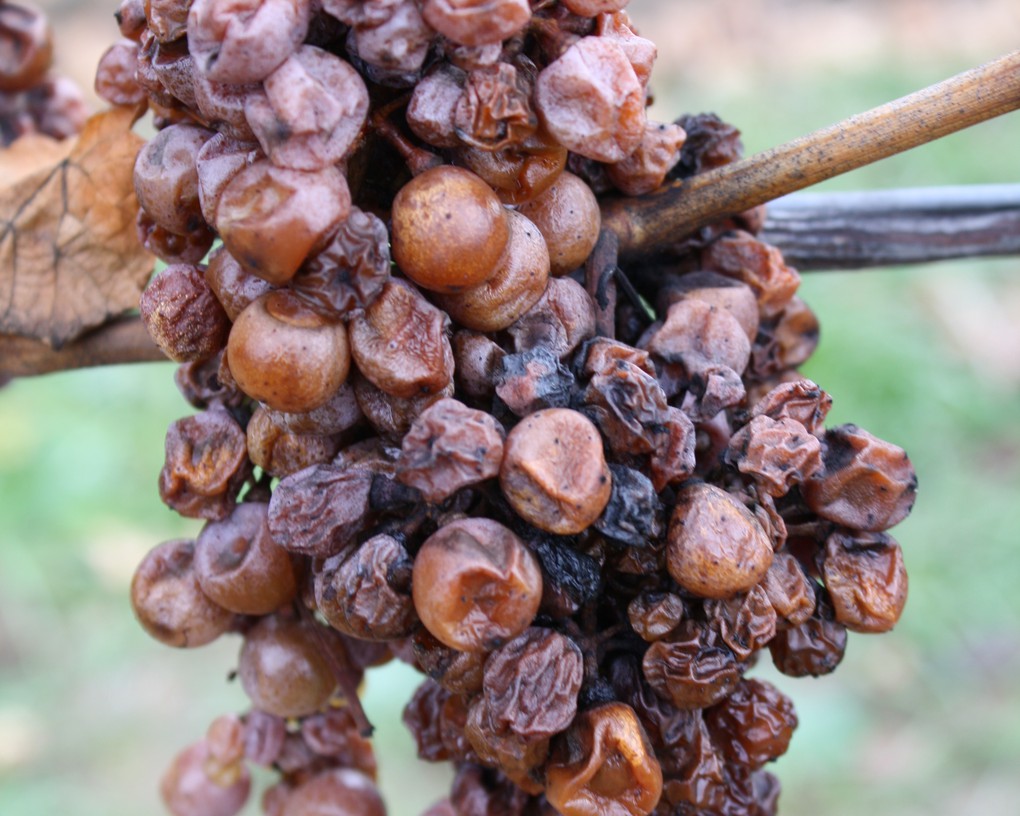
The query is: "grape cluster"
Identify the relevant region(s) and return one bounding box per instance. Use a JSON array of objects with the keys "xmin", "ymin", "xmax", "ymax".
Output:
[
  {"xmin": 0, "ymin": 1, "xmax": 89, "ymax": 145},
  {"xmin": 111, "ymin": 1, "xmax": 917, "ymax": 815}
]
